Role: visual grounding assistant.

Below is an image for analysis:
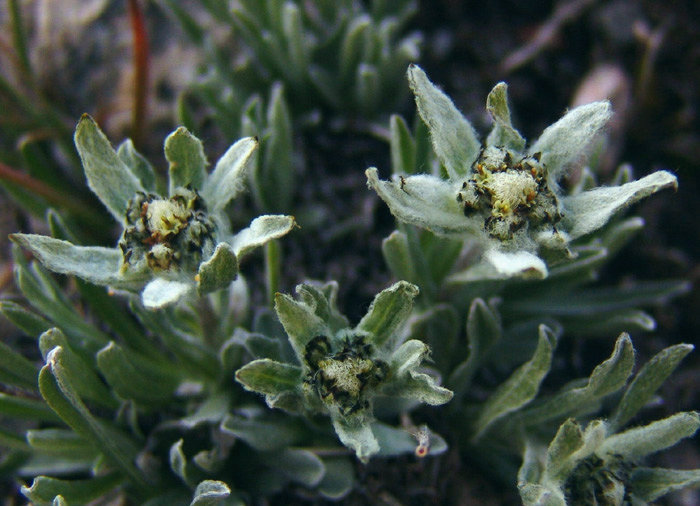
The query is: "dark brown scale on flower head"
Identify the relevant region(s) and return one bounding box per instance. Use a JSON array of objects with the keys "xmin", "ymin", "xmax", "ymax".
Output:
[{"xmin": 304, "ymin": 335, "xmax": 331, "ymax": 369}]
